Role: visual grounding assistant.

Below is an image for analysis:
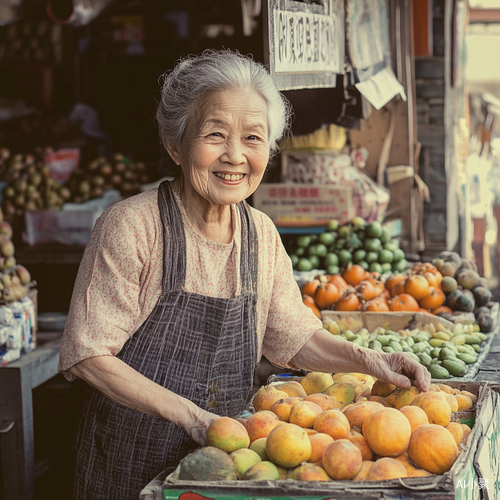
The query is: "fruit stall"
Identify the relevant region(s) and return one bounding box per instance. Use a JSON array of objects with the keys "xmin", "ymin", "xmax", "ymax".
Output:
[{"xmin": 137, "ymin": 217, "xmax": 500, "ymax": 500}]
